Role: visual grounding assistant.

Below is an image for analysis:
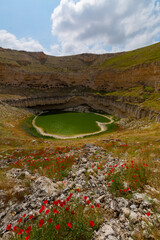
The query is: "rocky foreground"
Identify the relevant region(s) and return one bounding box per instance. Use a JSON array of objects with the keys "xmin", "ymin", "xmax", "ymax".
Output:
[{"xmin": 0, "ymin": 143, "xmax": 160, "ymax": 240}]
